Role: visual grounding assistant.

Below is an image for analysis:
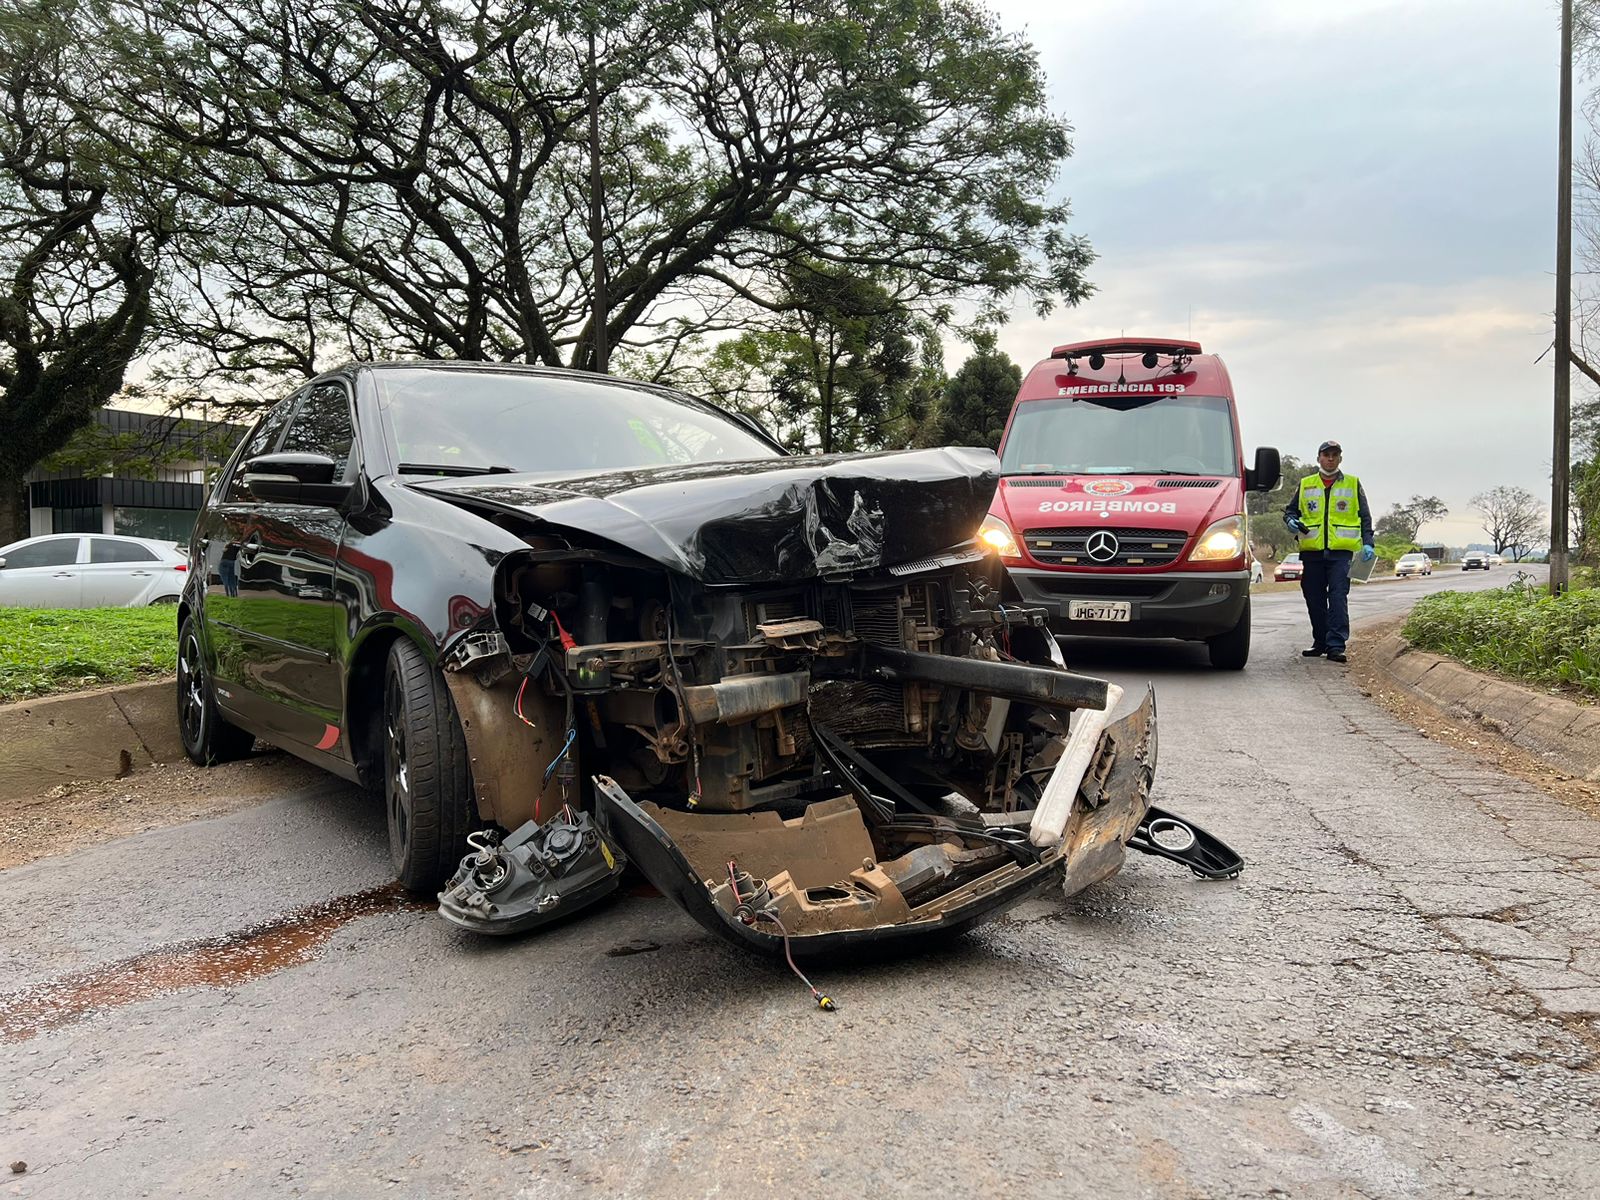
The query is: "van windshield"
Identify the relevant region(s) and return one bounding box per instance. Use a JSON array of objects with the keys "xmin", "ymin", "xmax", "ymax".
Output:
[{"xmin": 1000, "ymin": 393, "xmax": 1239, "ymax": 477}]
